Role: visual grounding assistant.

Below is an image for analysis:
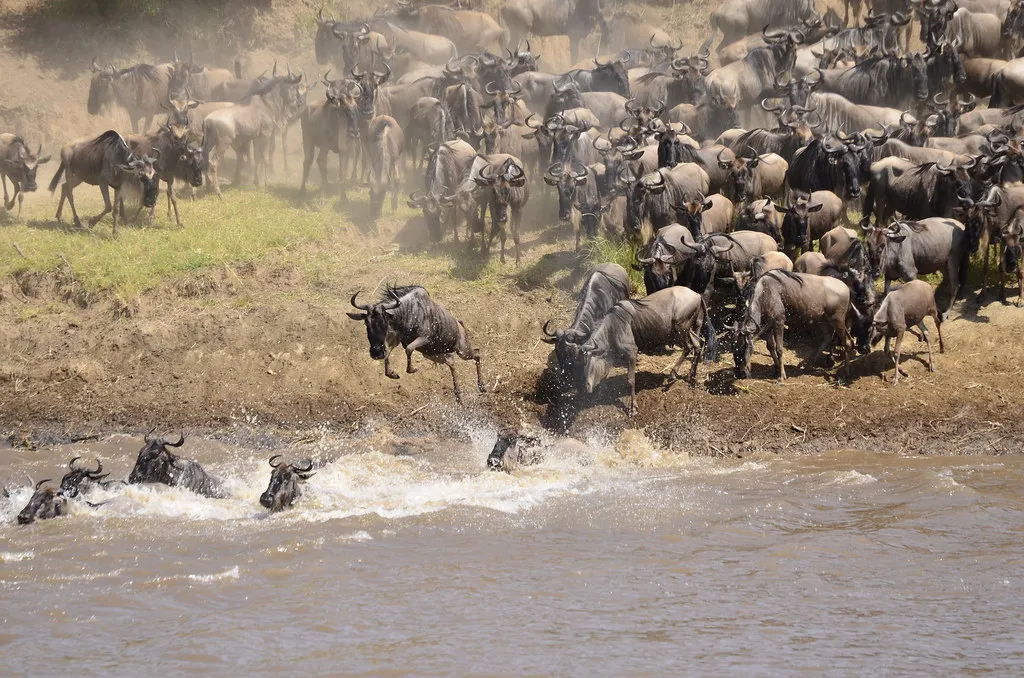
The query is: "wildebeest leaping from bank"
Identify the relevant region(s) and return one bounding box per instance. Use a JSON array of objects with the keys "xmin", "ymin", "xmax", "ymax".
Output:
[
  {"xmin": 347, "ymin": 286, "xmax": 485, "ymax": 403},
  {"xmin": 128, "ymin": 432, "xmax": 226, "ymax": 498},
  {"xmin": 48, "ymin": 131, "xmax": 159, "ymax": 236}
]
